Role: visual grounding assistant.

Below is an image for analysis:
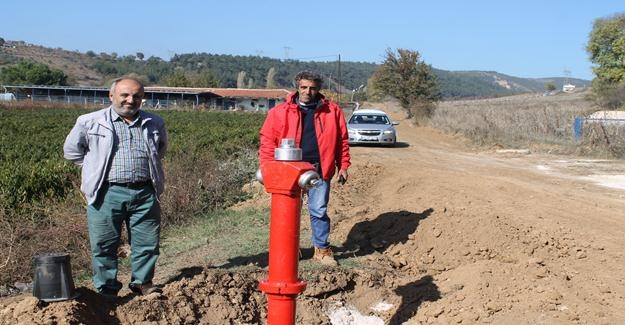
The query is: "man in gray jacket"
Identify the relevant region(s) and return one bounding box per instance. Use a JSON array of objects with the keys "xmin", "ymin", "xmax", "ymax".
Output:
[{"xmin": 64, "ymin": 77, "xmax": 168, "ymax": 299}]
